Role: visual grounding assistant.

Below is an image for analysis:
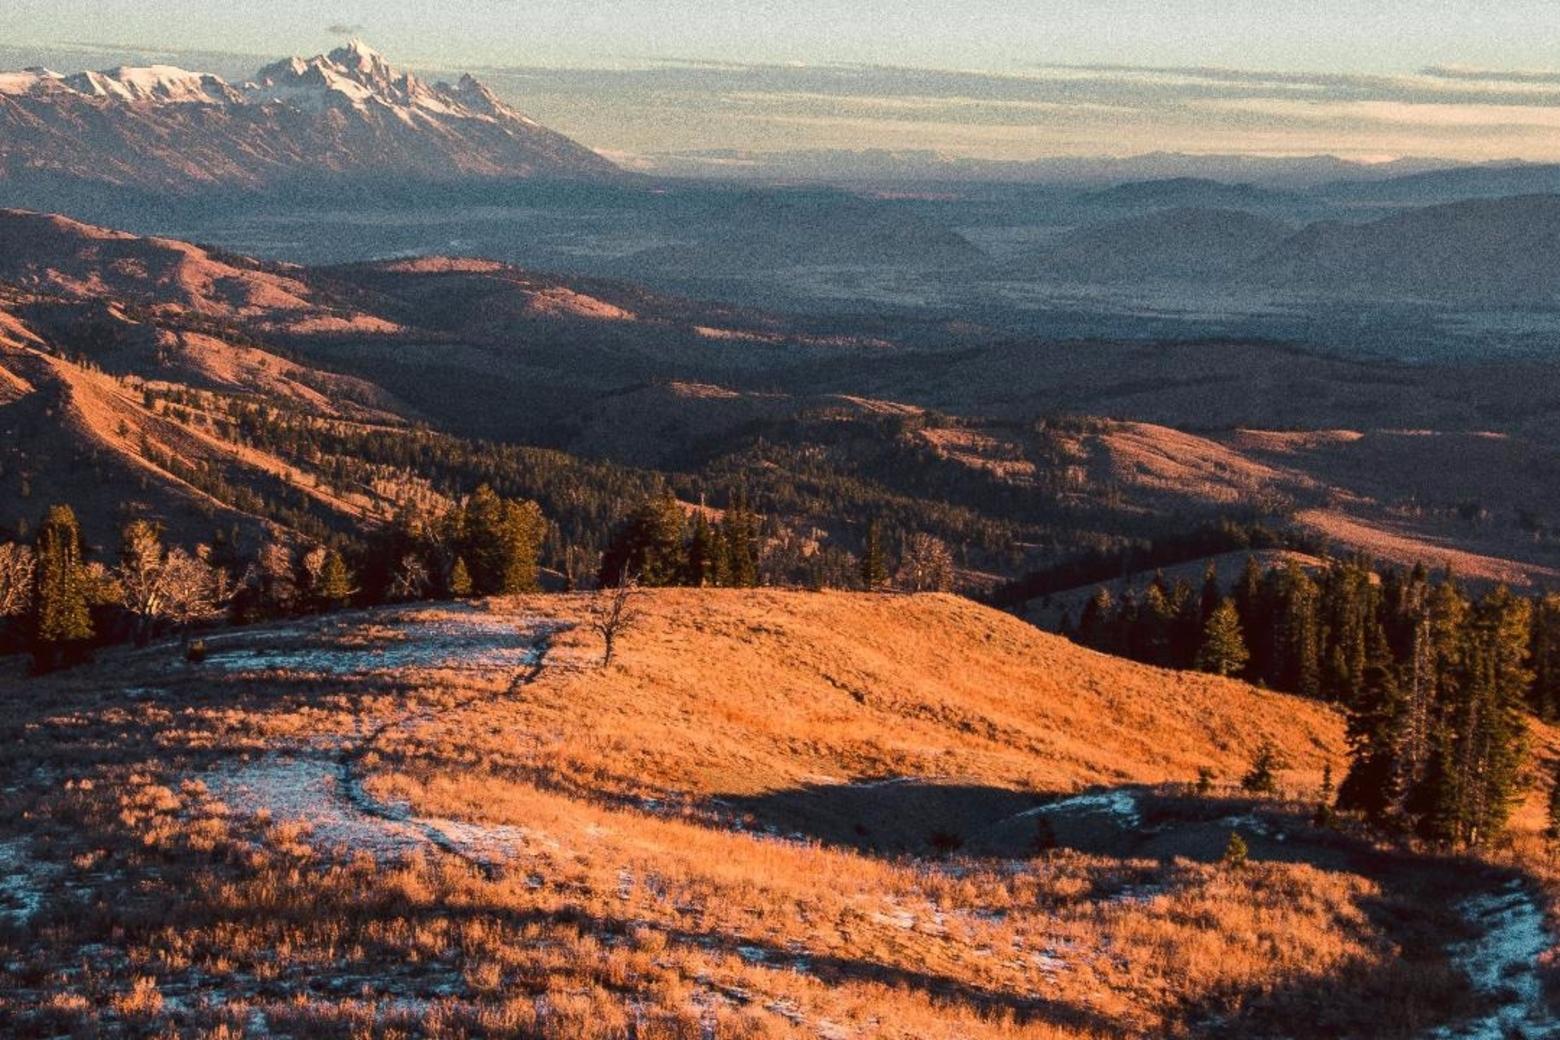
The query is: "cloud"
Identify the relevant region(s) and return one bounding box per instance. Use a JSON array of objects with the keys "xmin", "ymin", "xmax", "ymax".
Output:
[{"xmin": 327, "ymin": 23, "xmax": 365, "ymax": 36}]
